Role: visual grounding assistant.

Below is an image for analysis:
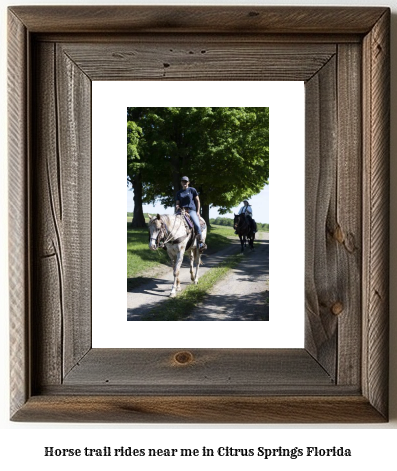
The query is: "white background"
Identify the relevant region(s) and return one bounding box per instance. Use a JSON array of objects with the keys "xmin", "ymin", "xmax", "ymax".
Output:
[
  {"xmin": 92, "ymin": 81, "xmax": 304, "ymax": 348},
  {"xmin": 1, "ymin": 0, "xmax": 396, "ymax": 469}
]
